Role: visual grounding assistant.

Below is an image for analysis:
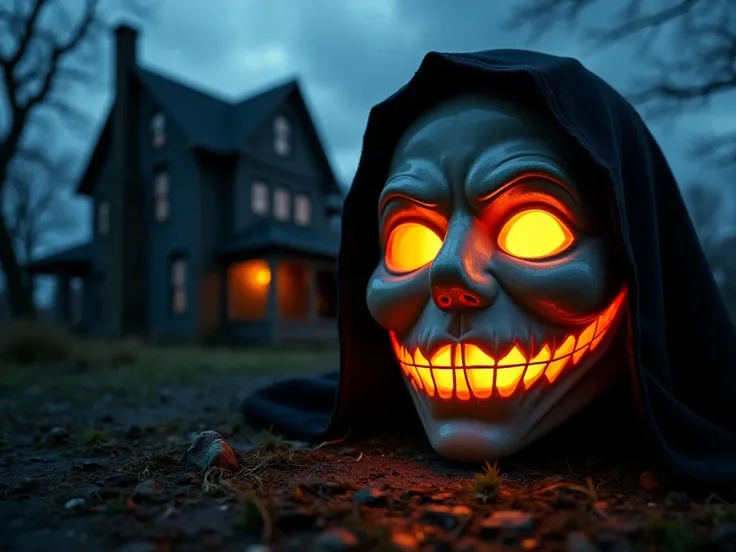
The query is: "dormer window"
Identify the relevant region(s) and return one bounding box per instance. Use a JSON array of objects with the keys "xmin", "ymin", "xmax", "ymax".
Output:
[
  {"xmin": 154, "ymin": 169, "xmax": 169, "ymax": 222},
  {"xmin": 273, "ymin": 115, "xmax": 291, "ymax": 156},
  {"xmin": 97, "ymin": 200, "xmax": 110, "ymax": 236},
  {"xmin": 294, "ymin": 194, "xmax": 311, "ymax": 226},
  {"xmin": 151, "ymin": 111, "xmax": 166, "ymax": 148}
]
